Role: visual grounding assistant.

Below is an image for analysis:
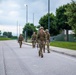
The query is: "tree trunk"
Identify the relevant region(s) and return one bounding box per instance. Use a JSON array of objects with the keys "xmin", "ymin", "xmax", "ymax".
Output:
[{"xmin": 66, "ymin": 29, "xmax": 69, "ymax": 41}]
